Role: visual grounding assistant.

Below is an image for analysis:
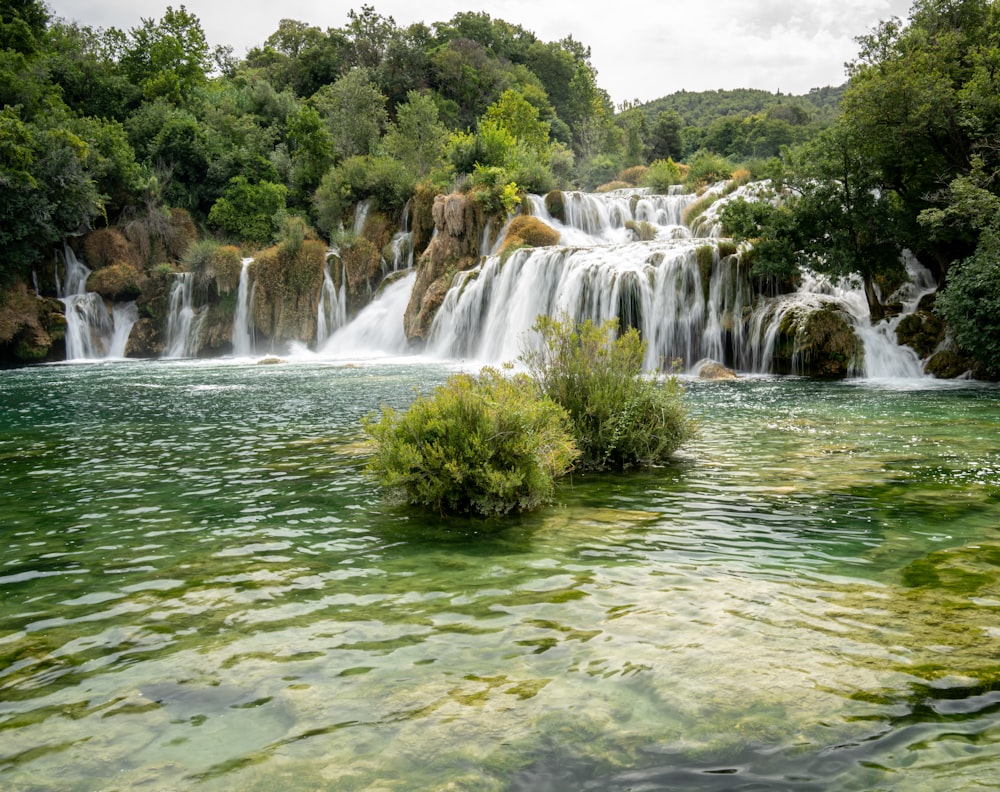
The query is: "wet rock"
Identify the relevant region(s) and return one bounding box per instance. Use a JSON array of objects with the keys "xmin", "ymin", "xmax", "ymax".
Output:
[{"xmin": 698, "ymin": 361, "xmax": 738, "ymax": 380}]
